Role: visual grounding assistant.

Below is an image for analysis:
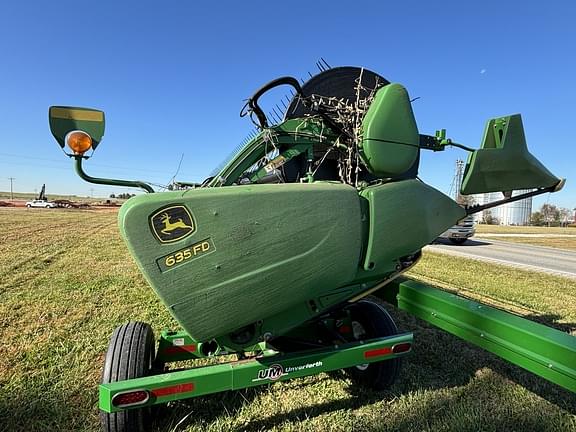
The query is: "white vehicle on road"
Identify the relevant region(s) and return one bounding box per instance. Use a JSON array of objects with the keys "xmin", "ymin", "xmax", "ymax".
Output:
[
  {"xmin": 439, "ymin": 215, "xmax": 475, "ymax": 244},
  {"xmin": 26, "ymin": 199, "xmax": 57, "ymax": 208}
]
